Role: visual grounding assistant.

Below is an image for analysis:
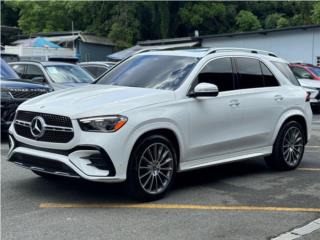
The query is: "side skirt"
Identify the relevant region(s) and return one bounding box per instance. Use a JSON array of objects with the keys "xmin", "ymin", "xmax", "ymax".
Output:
[{"xmin": 179, "ymin": 146, "xmax": 272, "ymax": 172}]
